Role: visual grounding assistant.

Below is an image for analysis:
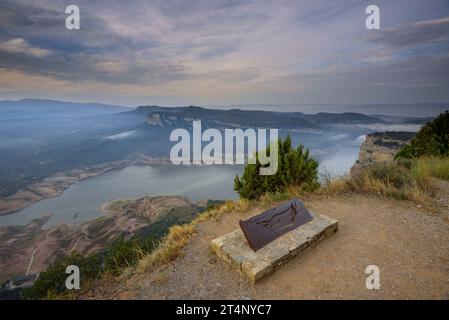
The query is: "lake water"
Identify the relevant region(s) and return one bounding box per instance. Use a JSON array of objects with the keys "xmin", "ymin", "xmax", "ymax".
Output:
[
  {"xmin": 0, "ymin": 165, "xmax": 243, "ymax": 228},
  {"xmin": 0, "ymin": 148, "xmax": 359, "ymax": 228}
]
